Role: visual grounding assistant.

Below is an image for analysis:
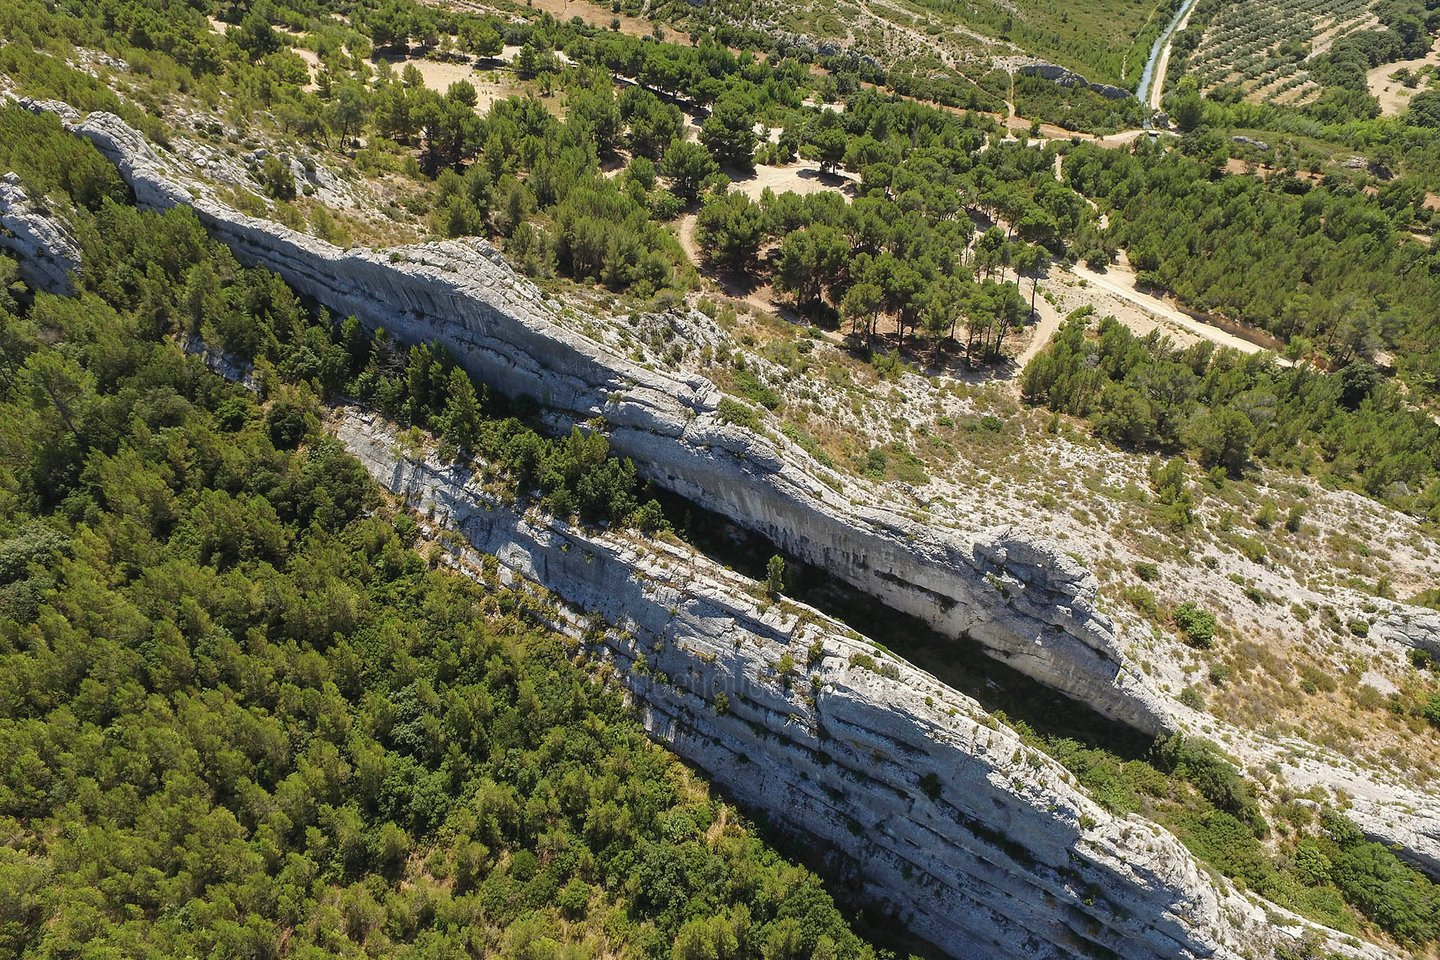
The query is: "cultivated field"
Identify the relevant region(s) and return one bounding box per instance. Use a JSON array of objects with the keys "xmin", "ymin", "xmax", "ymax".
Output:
[
  {"xmin": 662, "ymin": 0, "xmax": 1173, "ymax": 88},
  {"xmin": 1183, "ymin": 0, "xmax": 1376, "ymax": 104}
]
